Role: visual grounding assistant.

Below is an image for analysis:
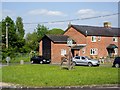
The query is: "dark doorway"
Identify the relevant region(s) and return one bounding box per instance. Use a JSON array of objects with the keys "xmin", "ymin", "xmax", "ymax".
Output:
[
  {"xmin": 106, "ymin": 44, "xmax": 118, "ymax": 57},
  {"xmin": 107, "ymin": 48, "xmax": 115, "ymax": 57},
  {"xmin": 42, "ymin": 36, "xmax": 51, "ymax": 60}
]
